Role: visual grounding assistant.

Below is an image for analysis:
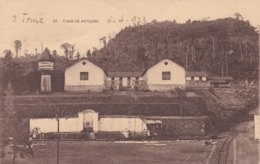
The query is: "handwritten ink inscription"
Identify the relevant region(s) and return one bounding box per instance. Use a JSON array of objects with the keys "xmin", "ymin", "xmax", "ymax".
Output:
[
  {"xmin": 11, "ymin": 13, "xmax": 147, "ymax": 26},
  {"xmin": 12, "ymin": 13, "xmax": 44, "ymax": 24},
  {"xmin": 107, "ymin": 16, "xmax": 147, "ymax": 26}
]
